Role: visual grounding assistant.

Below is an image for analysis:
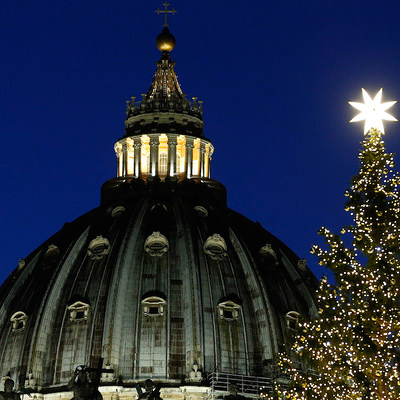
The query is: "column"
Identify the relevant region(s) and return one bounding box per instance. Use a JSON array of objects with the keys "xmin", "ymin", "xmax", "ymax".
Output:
[
  {"xmin": 168, "ymin": 135, "xmax": 178, "ymax": 177},
  {"xmin": 117, "ymin": 147, "xmax": 123, "ymax": 177},
  {"xmin": 149, "ymin": 135, "xmax": 160, "ymax": 177},
  {"xmin": 207, "ymin": 145, "xmax": 213, "ymax": 178},
  {"xmin": 185, "ymin": 137, "xmax": 194, "ymax": 178},
  {"xmin": 199, "ymin": 142, "xmax": 206, "ymax": 178},
  {"xmin": 122, "ymin": 143, "xmax": 128, "ymax": 176},
  {"xmin": 133, "ymin": 137, "xmax": 142, "ymax": 178}
]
